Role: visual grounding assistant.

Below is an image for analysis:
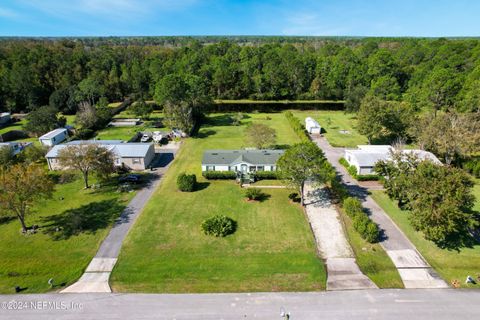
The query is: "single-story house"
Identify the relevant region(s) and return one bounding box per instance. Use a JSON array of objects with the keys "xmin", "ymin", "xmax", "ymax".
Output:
[
  {"xmin": 45, "ymin": 140, "xmax": 155, "ymax": 171},
  {"xmin": 0, "ymin": 141, "xmax": 32, "ymax": 156},
  {"xmin": 108, "ymin": 118, "xmax": 141, "ymax": 127},
  {"xmin": 202, "ymin": 149, "xmax": 284, "ymax": 173},
  {"xmin": 344, "ymin": 145, "xmax": 441, "ymax": 175},
  {"xmin": 39, "ymin": 128, "xmax": 68, "ymax": 147},
  {"xmin": 0, "ymin": 112, "xmax": 11, "ymax": 125},
  {"xmin": 305, "ymin": 117, "xmax": 321, "ymax": 134}
]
